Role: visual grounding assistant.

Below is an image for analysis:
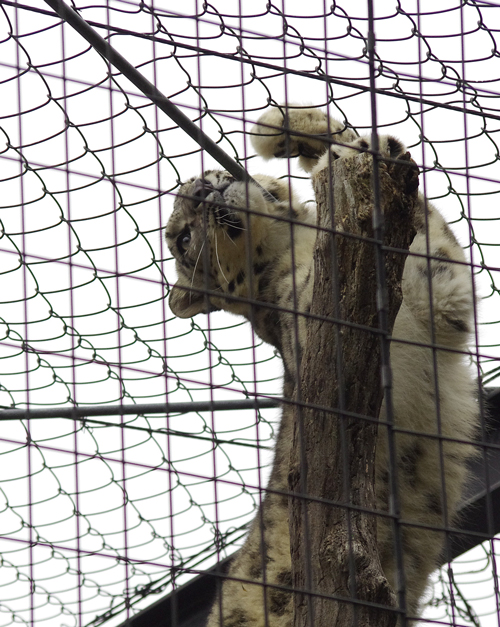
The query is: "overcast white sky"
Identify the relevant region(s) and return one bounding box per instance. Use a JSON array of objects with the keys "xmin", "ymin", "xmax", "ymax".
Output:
[{"xmin": 0, "ymin": 1, "xmax": 499, "ymax": 626}]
